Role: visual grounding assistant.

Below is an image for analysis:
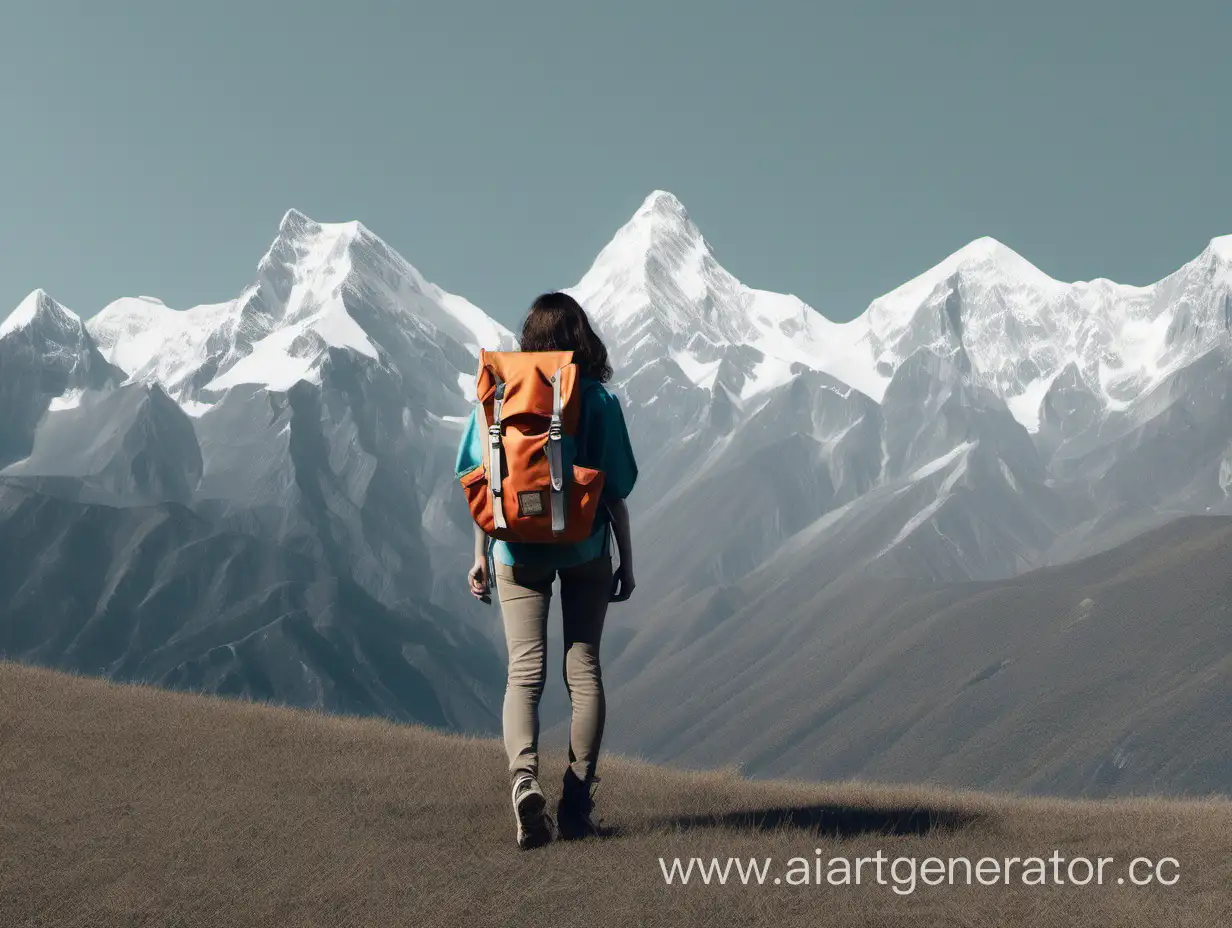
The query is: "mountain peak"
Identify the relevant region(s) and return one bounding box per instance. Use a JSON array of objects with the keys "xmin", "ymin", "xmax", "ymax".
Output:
[
  {"xmin": 0, "ymin": 289, "xmax": 82, "ymax": 339},
  {"xmin": 1207, "ymin": 234, "xmax": 1232, "ymax": 262},
  {"xmin": 638, "ymin": 189, "xmax": 690, "ymax": 220},
  {"xmin": 586, "ymin": 191, "xmax": 710, "ymax": 271},
  {"xmin": 868, "ymin": 236, "xmax": 1062, "ymax": 325},
  {"xmin": 573, "ymin": 191, "xmax": 721, "ymax": 329},
  {"xmin": 278, "ymin": 208, "xmax": 320, "ymax": 238},
  {"xmin": 939, "ymin": 236, "xmax": 1055, "ymax": 283},
  {"xmin": 951, "ymin": 235, "xmax": 1013, "ymax": 262},
  {"xmin": 625, "ymin": 191, "xmax": 699, "ymax": 243},
  {"xmin": 257, "ymin": 208, "xmax": 358, "ymax": 281}
]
